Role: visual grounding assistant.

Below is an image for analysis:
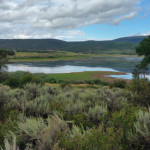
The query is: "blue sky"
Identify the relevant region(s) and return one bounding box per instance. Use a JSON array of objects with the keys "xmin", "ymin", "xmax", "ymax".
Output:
[
  {"xmin": 0, "ymin": 0, "xmax": 149, "ymax": 41},
  {"xmin": 78, "ymin": 0, "xmax": 150, "ymax": 40}
]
